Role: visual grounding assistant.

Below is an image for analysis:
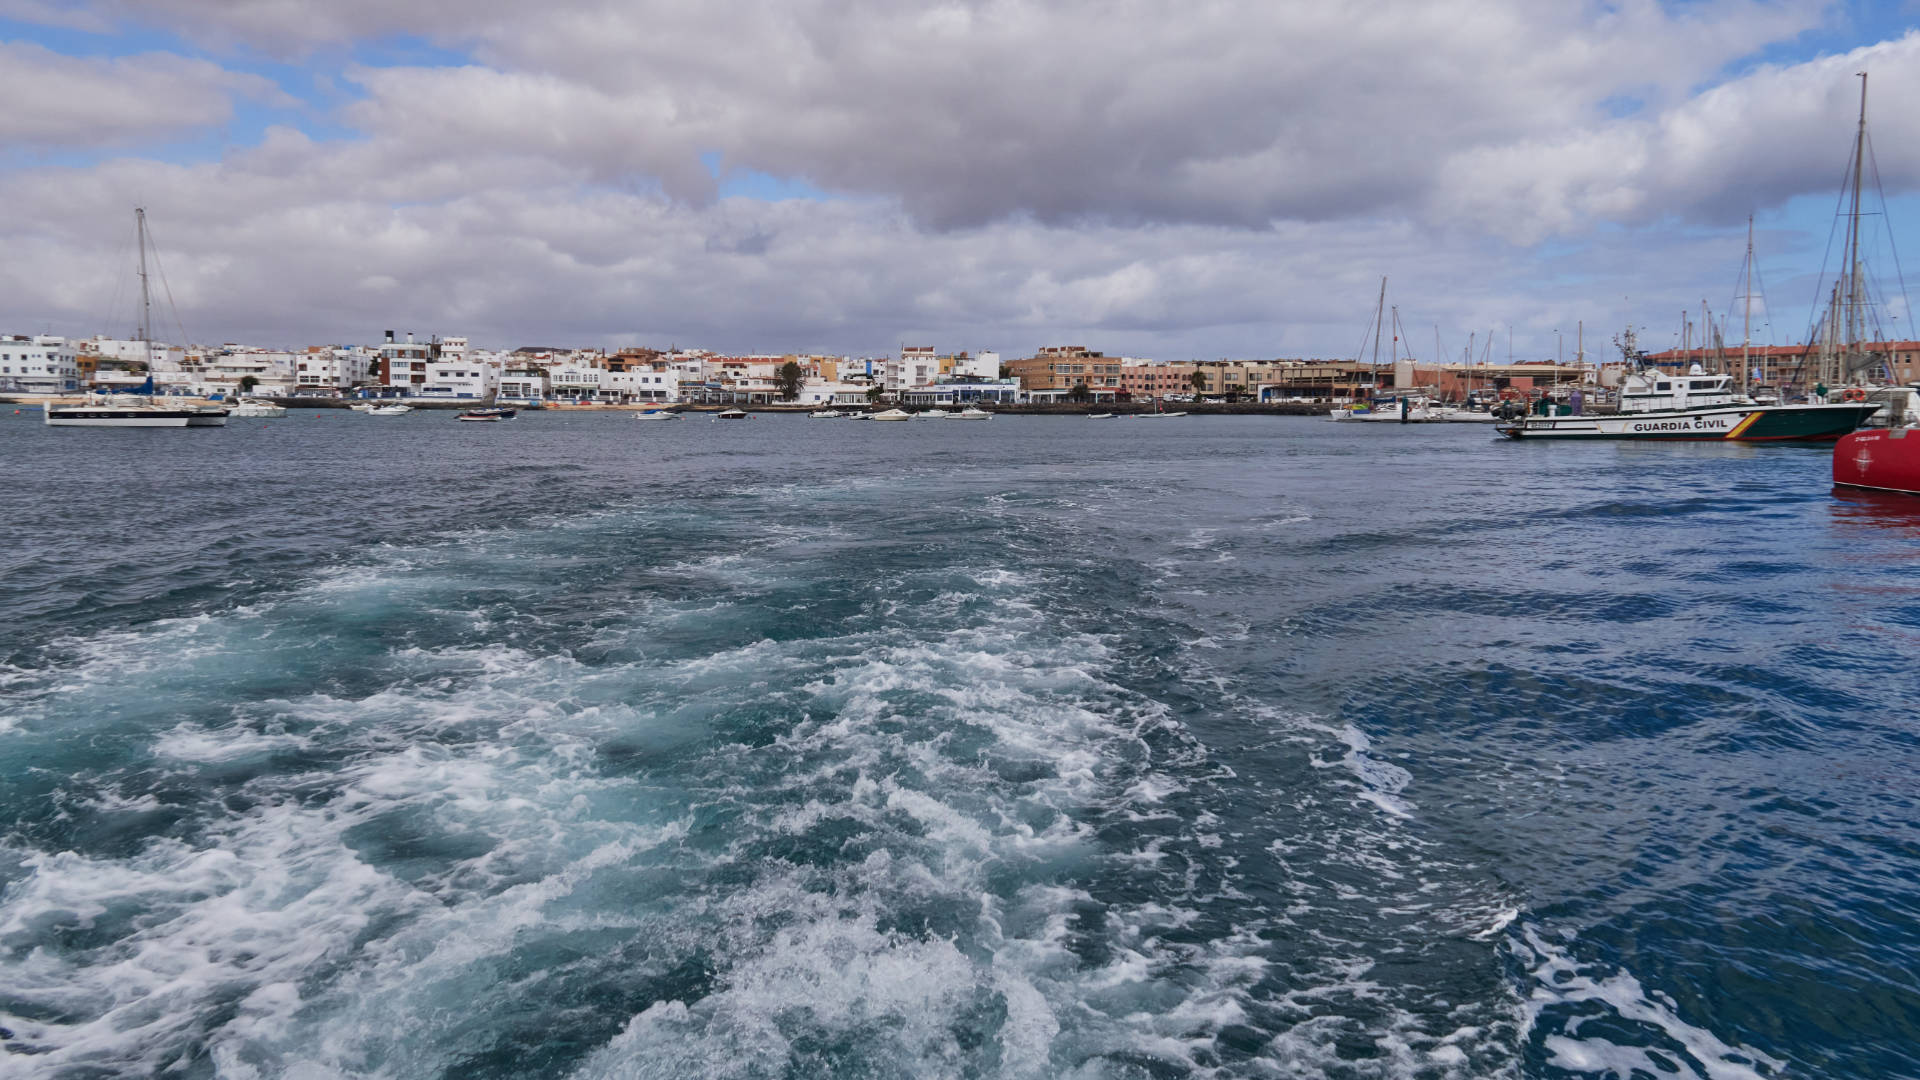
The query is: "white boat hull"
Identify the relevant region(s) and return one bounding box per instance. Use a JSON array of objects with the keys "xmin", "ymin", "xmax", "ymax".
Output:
[
  {"xmin": 1495, "ymin": 402, "xmax": 1878, "ymax": 441},
  {"xmin": 45, "ymin": 406, "xmax": 227, "ymax": 427}
]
